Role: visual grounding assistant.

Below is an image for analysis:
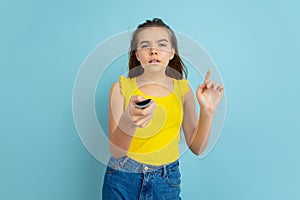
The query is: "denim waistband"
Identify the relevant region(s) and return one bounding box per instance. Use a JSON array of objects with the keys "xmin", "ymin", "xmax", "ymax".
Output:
[{"xmin": 107, "ymin": 156, "xmax": 179, "ymax": 173}]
